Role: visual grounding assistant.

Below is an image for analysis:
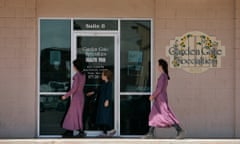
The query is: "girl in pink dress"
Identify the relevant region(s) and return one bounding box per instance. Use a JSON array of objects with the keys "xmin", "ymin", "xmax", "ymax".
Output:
[
  {"xmin": 144, "ymin": 59, "xmax": 184, "ymax": 139},
  {"xmin": 61, "ymin": 59, "xmax": 86, "ymax": 137}
]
